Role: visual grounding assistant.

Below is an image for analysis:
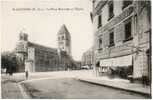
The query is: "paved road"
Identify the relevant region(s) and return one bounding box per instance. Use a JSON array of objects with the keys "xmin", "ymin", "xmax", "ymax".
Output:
[
  {"xmin": 1, "ymin": 75, "xmax": 24, "ymax": 99},
  {"xmin": 22, "ymin": 78, "xmax": 148, "ymax": 99},
  {"xmin": 1, "ymin": 70, "xmax": 93, "ymax": 99}
]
